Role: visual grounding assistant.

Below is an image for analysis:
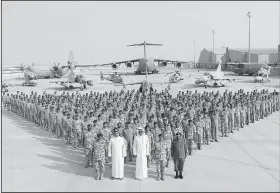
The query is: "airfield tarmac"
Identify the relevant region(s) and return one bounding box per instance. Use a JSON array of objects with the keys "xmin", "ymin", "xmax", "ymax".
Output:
[{"xmin": 2, "ymin": 67, "xmax": 280, "ymax": 192}]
